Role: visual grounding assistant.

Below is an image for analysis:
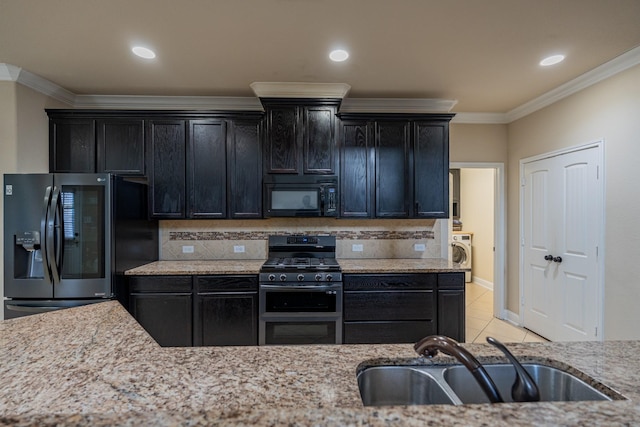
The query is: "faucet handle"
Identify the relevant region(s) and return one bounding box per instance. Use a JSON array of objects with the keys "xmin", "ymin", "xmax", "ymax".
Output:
[{"xmin": 486, "ymin": 337, "xmax": 540, "ymax": 402}]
